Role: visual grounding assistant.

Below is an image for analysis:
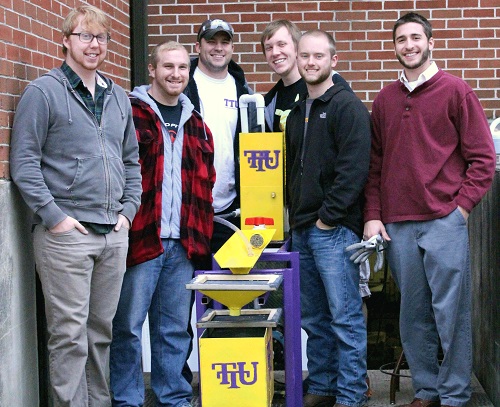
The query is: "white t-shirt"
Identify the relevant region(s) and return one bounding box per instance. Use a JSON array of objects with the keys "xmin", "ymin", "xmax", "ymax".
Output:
[{"xmin": 194, "ymin": 67, "xmax": 239, "ymax": 213}]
